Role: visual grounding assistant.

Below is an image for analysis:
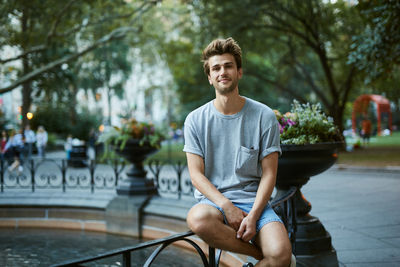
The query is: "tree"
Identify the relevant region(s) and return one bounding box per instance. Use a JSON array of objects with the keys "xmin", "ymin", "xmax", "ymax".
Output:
[
  {"xmin": 0, "ymin": 0, "xmax": 158, "ymax": 126},
  {"xmin": 186, "ymin": 0, "xmax": 365, "ymax": 132},
  {"xmin": 348, "ymin": 0, "xmax": 400, "ymax": 82}
]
